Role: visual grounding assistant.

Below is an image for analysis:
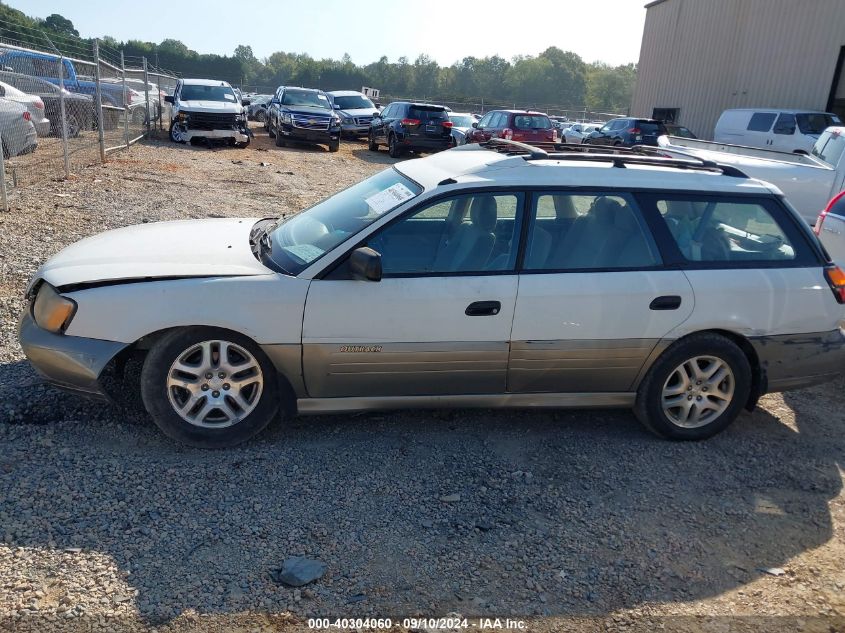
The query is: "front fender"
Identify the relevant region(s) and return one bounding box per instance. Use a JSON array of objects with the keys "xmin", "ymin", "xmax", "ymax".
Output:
[{"xmin": 63, "ymin": 274, "xmax": 310, "ymax": 346}]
